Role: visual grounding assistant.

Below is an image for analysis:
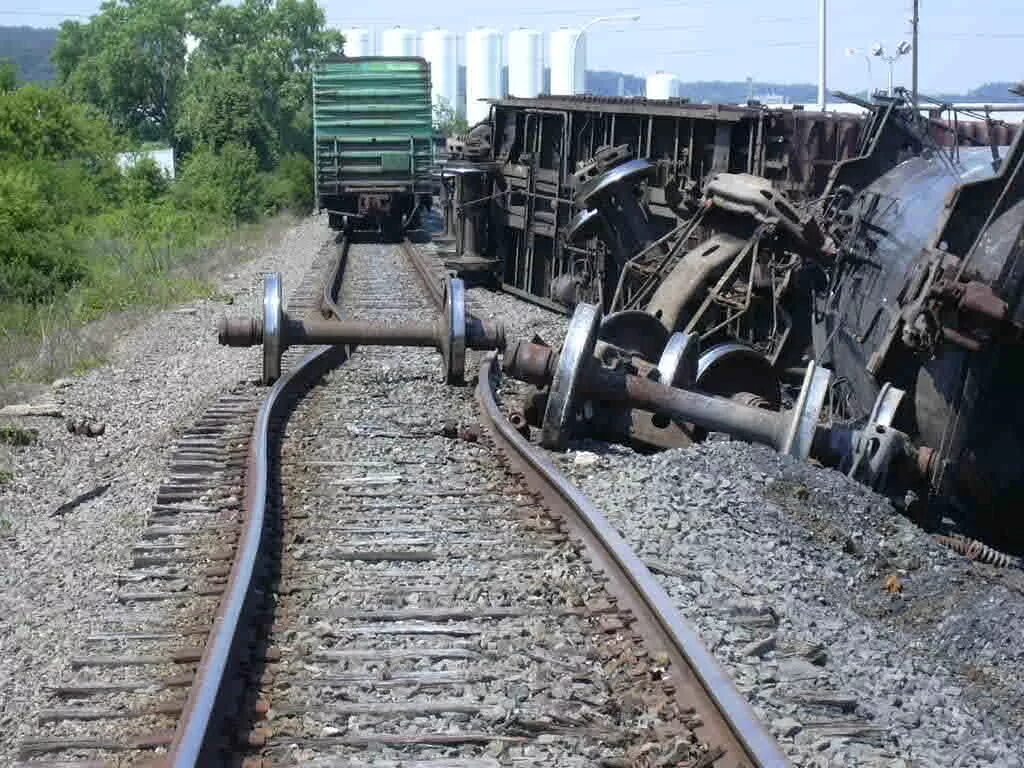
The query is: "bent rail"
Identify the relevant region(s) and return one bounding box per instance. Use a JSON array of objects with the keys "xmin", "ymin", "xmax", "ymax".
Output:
[
  {"xmin": 475, "ymin": 354, "xmax": 789, "ymax": 768},
  {"xmin": 167, "ymin": 240, "xmax": 352, "ymax": 767}
]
